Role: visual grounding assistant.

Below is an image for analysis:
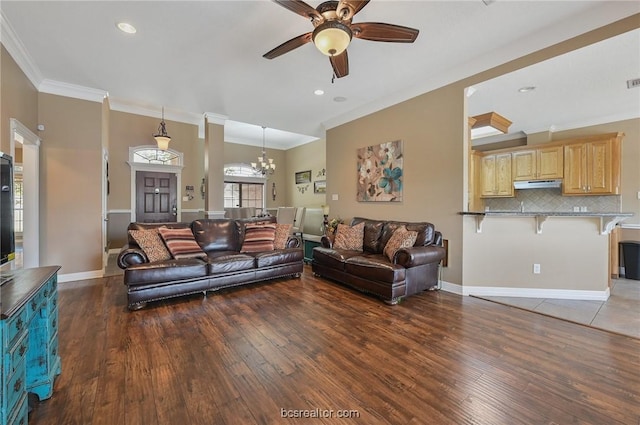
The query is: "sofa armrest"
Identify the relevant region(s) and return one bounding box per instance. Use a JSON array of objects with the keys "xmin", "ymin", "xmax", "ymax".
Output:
[
  {"xmin": 320, "ymin": 233, "xmax": 334, "ymax": 248},
  {"xmin": 117, "ymin": 244, "xmax": 148, "ymax": 269},
  {"xmin": 286, "ymin": 235, "xmax": 302, "ymax": 248},
  {"xmin": 395, "ymin": 245, "xmax": 446, "ymax": 268}
]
